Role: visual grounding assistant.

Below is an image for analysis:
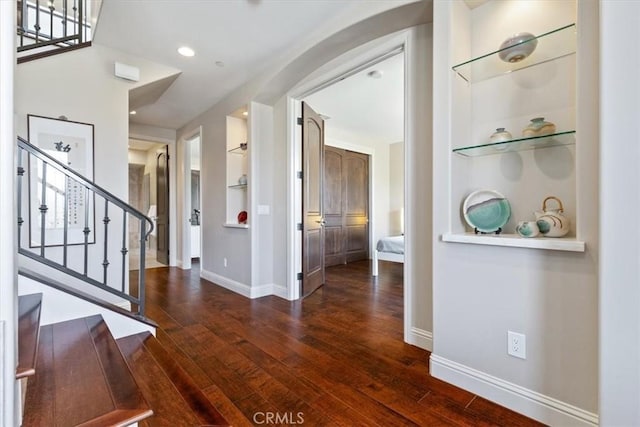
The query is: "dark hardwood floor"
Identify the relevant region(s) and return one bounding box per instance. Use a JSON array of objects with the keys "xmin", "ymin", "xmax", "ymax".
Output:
[{"xmin": 136, "ymin": 260, "xmax": 544, "ymax": 426}]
